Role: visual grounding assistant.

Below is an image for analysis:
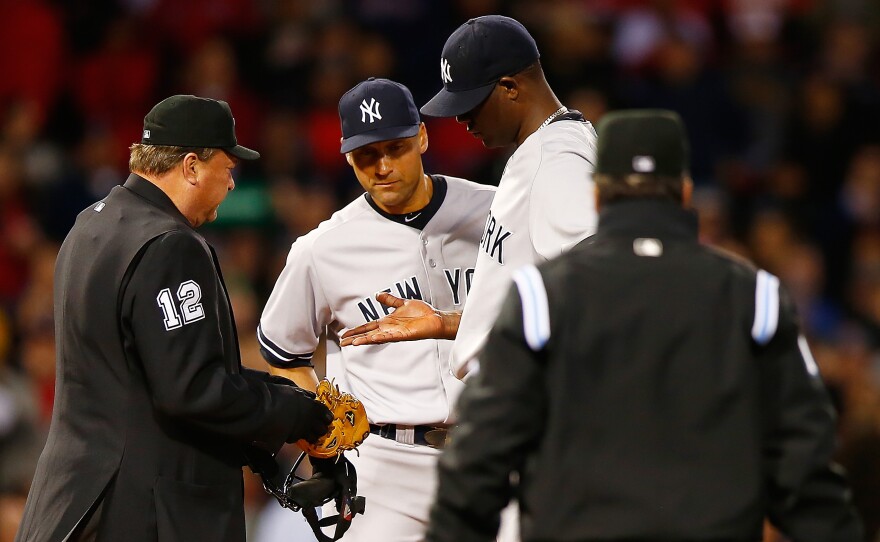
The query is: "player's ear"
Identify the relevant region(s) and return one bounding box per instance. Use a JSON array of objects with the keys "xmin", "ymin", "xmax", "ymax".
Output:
[
  {"xmin": 418, "ymin": 123, "xmax": 428, "ymax": 154},
  {"xmin": 497, "ymin": 76, "xmax": 519, "ymax": 101},
  {"xmin": 345, "ymin": 152, "xmax": 354, "ymax": 166}
]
